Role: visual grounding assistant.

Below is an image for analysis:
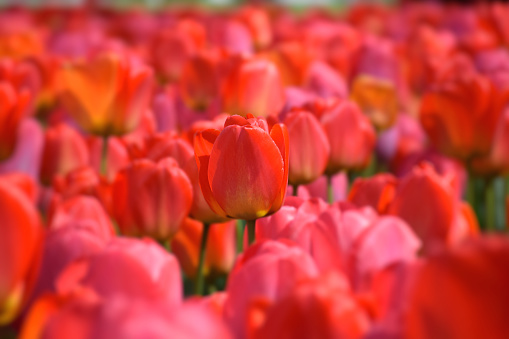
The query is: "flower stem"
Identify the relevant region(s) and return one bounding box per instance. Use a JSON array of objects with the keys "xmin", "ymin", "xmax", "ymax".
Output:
[
  {"xmin": 292, "ymin": 184, "xmax": 299, "ymax": 196},
  {"xmin": 327, "ymin": 175, "xmax": 333, "ymax": 204},
  {"xmin": 100, "ymin": 136, "xmax": 108, "ymax": 177},
  {"xmin": 247, "ymin": 219, "xmax": 256, "ymax": 245},
  {"xmin": 485, "ymin": 178, "xmax": 495, "ymax": 231},
  {"xmin": 236, "ymin": 220, "xmax": 245, "ymax": 254},
  {"xmin": 195, "ymin": 223, "xmax": 210, "ymax": 296}
]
